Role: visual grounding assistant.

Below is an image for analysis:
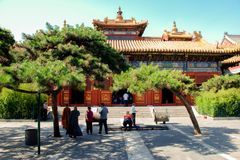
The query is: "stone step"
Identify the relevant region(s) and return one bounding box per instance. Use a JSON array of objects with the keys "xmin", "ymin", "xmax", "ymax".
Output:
[
  {"xmin": 153, "ymin": 106, "xmax": 189, "ymax": 117},
  {"xmin": 57, "ymin": 106, "xmax": 189, "ymax": 119}
]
